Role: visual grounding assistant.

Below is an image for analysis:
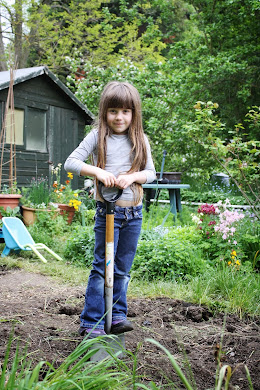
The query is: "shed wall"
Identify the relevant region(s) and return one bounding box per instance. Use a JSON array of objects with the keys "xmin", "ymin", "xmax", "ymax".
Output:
[{"xmin": 0, "ymin": 75, "xmax": 89, "ymax": 190}]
